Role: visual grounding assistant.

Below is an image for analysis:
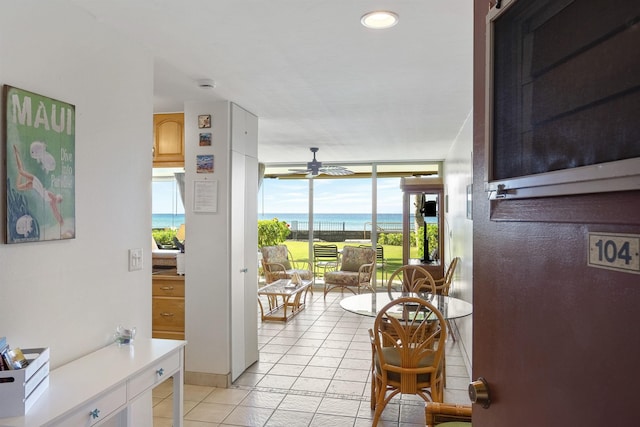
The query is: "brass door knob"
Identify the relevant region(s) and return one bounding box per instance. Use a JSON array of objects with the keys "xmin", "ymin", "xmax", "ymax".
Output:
[{"xmin": 468, "ymin": 377, "xmax": 491, "ymax": 408}]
